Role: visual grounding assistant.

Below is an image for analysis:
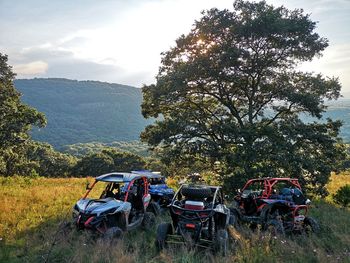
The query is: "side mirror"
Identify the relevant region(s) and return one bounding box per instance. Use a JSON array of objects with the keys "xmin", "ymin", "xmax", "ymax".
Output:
[
  {"xmin": 305, "ymin": 199, "xmax": 311, "ymax": 205},
  {"xmin": 224, "ymin": 194, "xmax": 229, "ymax": 199},
  {"xmin": 237, "ymin": 189, "xmax": 241, "ymax": 194}
]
